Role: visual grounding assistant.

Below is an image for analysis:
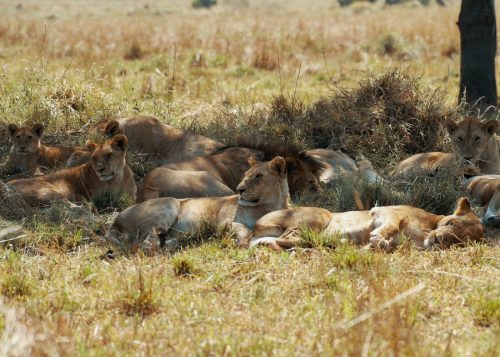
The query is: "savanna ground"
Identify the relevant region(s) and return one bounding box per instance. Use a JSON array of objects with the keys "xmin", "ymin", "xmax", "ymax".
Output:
[{"xmin": 0, "ymin": 0, "xmax": 499, "ymax": 355}]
